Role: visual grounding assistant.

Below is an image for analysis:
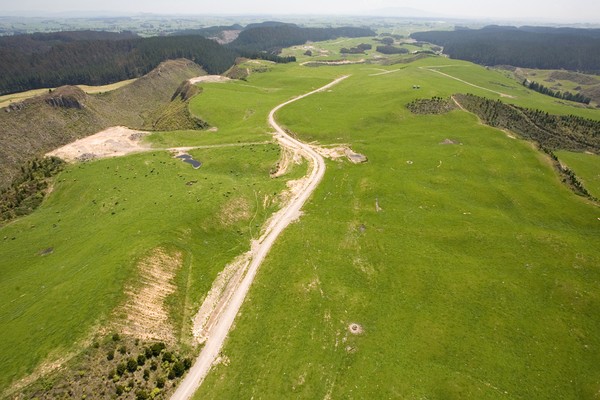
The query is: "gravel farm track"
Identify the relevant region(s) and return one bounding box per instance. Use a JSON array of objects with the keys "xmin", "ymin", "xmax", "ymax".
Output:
[{"xmin": 170, "ymin": 75, "xmax": 350, "ymax": 400}]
